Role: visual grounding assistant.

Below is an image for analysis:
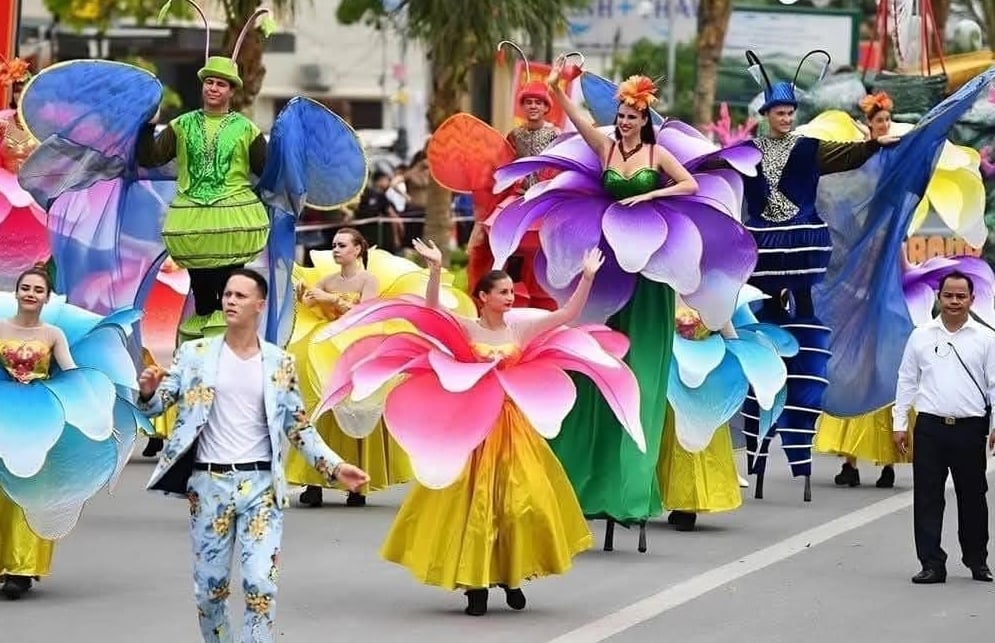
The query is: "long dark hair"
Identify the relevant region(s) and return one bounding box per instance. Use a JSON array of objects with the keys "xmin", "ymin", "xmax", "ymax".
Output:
[
  {"xmin": 336, "ymin": 227, "xmax": 370, "ymax": 267},
  {"xmin": 15, "ymin": 263, "xmax": 53, "ymax": 295},
  {"xmin": 471, "ymin": 270, "xmax": 511, "ymax": 301},
  {"xmin": 614, "ymin": 105, "xmax": 656, "ymax": 145}
]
